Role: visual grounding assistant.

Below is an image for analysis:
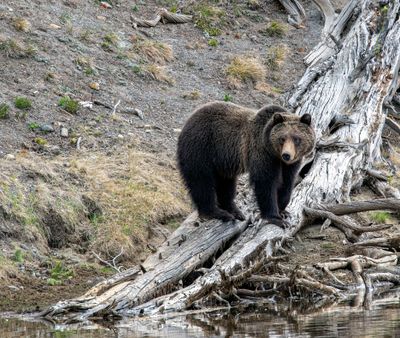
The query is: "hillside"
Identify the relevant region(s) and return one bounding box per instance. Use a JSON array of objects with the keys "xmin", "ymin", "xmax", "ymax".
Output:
[{"xmin": 3, "ymin": 0, "xmax": 398, "ymax": 313}]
